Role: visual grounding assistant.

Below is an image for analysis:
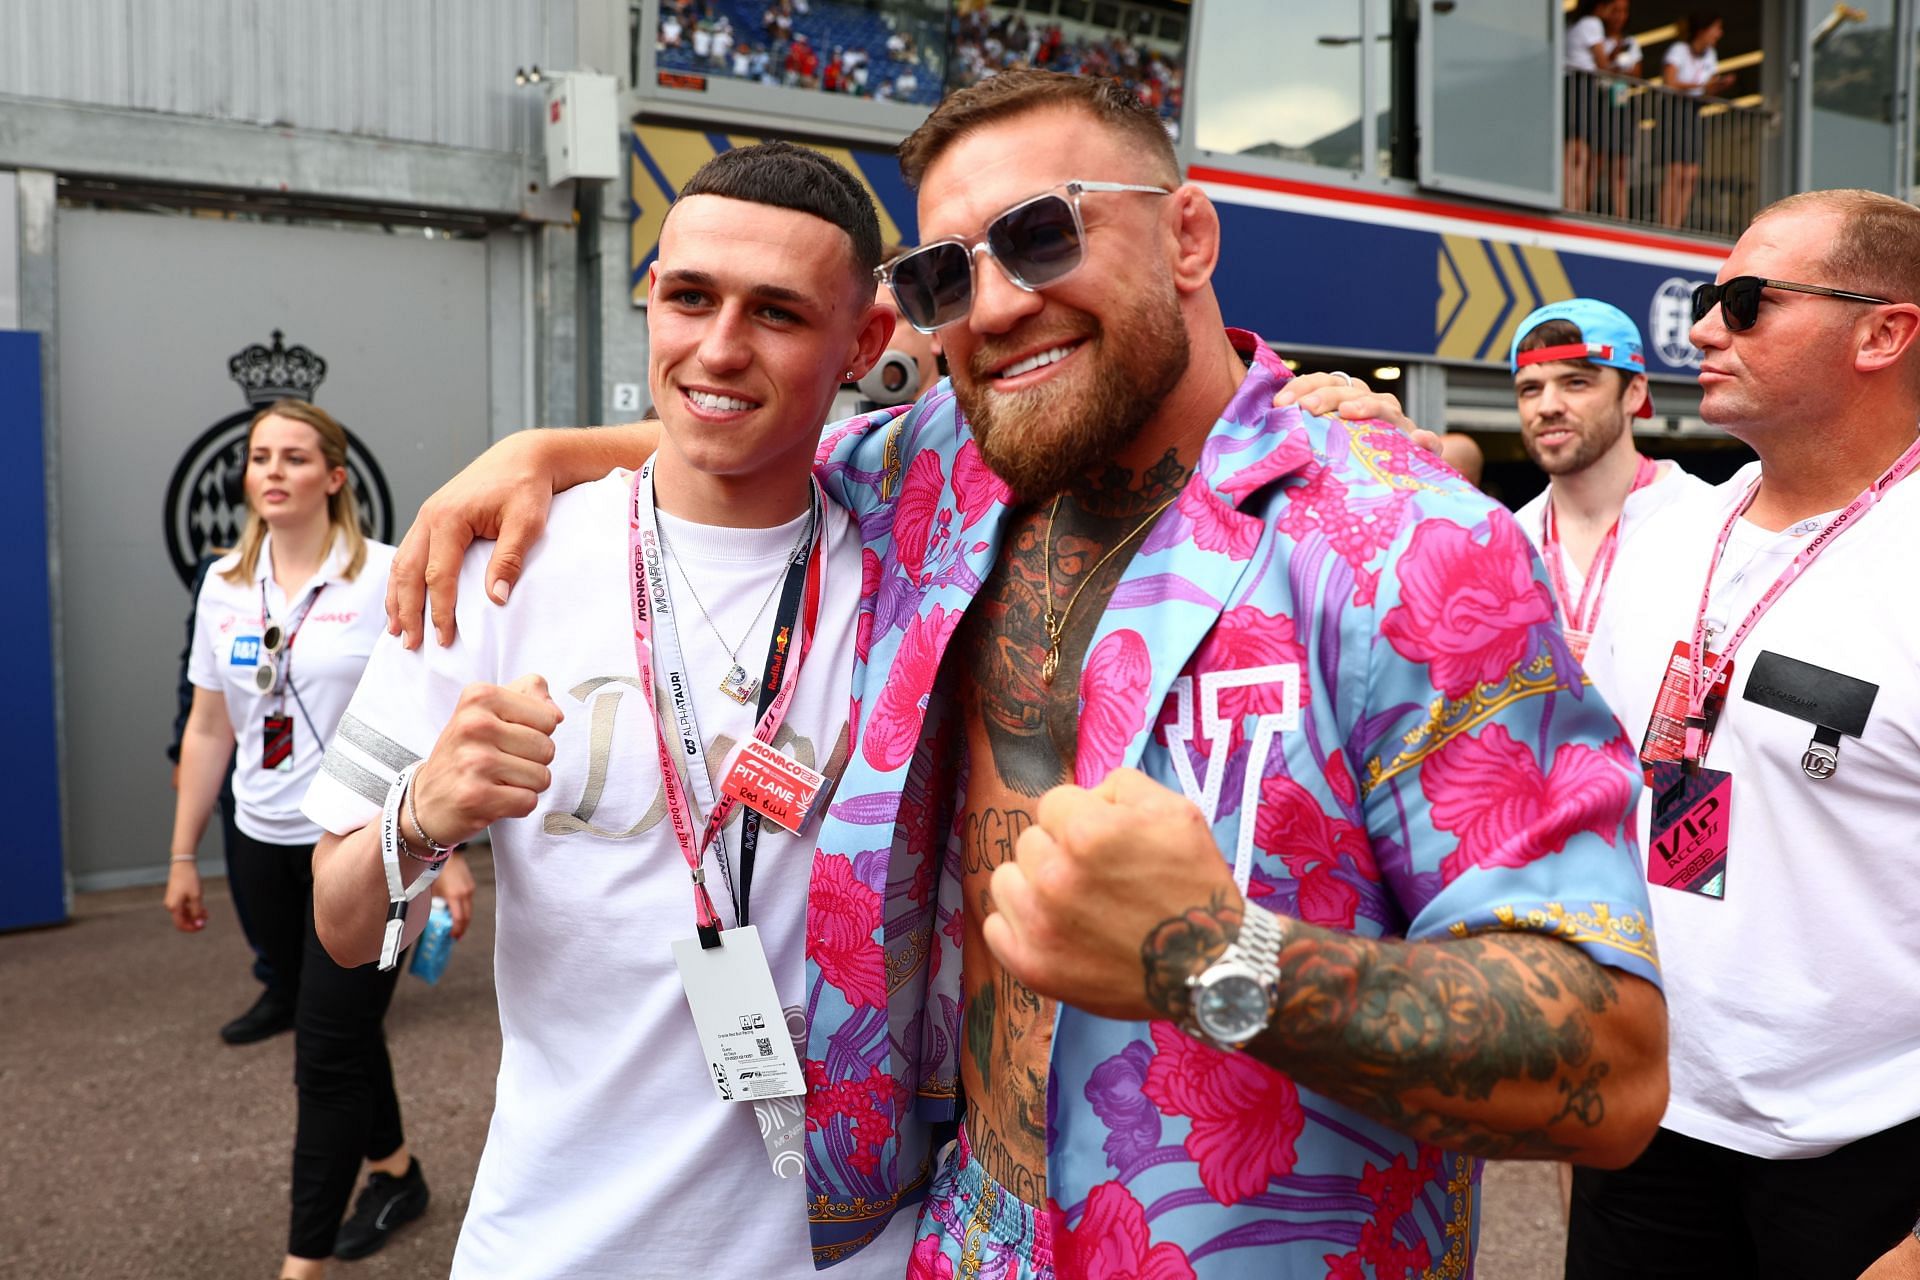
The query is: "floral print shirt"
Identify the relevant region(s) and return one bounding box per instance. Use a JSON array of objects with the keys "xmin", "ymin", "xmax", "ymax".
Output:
[{"xmin": 799, "ymin": 331, "xmax": 1659, "ymax": 1276}]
